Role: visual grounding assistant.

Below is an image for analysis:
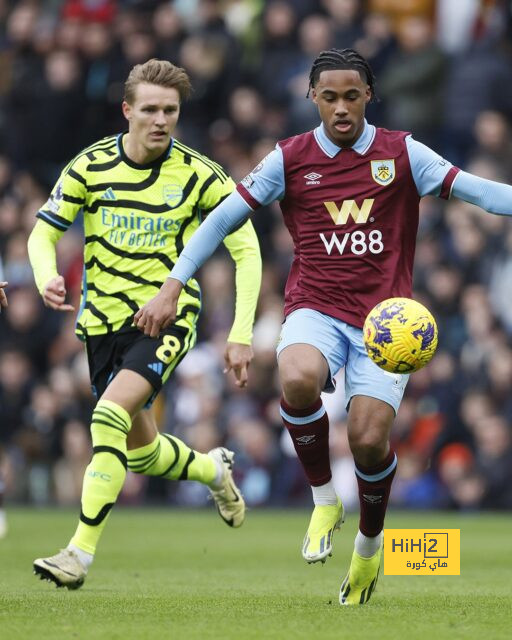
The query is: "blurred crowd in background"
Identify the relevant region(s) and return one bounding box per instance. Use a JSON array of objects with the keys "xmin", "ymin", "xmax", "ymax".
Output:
[{"xmin": 1, "ymin": 0, "xmax": 512, "ymax": 518}]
